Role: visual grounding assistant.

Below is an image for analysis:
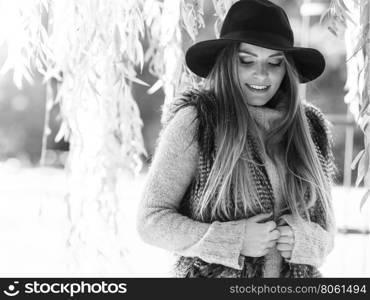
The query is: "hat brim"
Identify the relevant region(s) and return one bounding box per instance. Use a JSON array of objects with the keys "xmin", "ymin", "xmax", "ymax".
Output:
[{"xmin": 185, "ymin": 38, "xmax": 325, "ymax": 83}]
